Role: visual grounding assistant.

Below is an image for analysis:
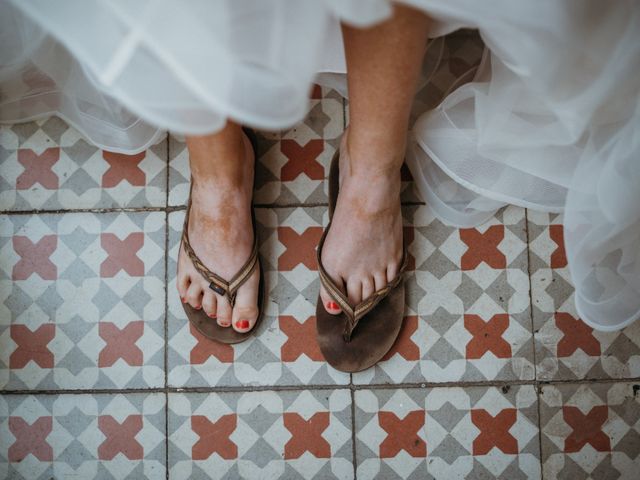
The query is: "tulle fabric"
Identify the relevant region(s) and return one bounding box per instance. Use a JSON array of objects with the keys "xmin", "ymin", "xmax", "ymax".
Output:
[
  {"xmin": 0, "ymin": 0, "xmax": 638, "ymax": 330},
  {"xmin": 404, "ymin": 0, "xmax": 640, "ymax": 331}
]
